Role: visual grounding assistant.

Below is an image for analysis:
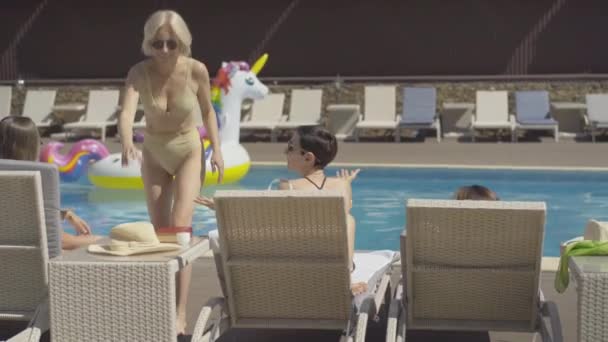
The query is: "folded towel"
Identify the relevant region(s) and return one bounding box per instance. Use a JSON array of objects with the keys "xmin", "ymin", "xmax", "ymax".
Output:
[
  {"xmin": 555, "ymin": 240, "xmax": 608, "ymax": 293},
  {"xmin": 352, "ymin": 250, "xmax": 400, "ymax": 309},
  {"xmin": 584, "ymin": 219, "xmax": 608, "ymax": 241}
]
